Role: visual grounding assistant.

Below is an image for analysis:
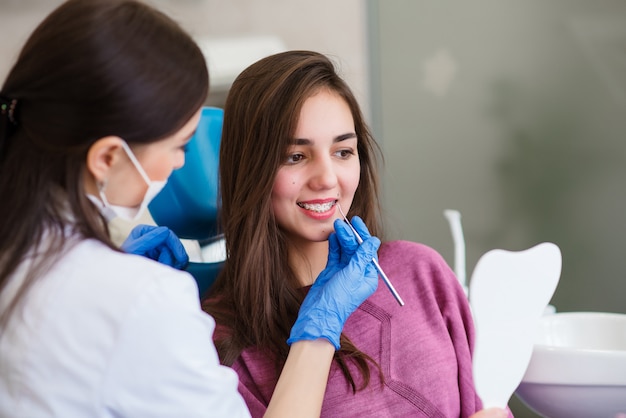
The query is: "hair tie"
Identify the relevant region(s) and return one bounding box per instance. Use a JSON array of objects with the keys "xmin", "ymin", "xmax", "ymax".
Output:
[{"xmin": 0, "ymin": 95, "xmax": 19, "ymax": 125}]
